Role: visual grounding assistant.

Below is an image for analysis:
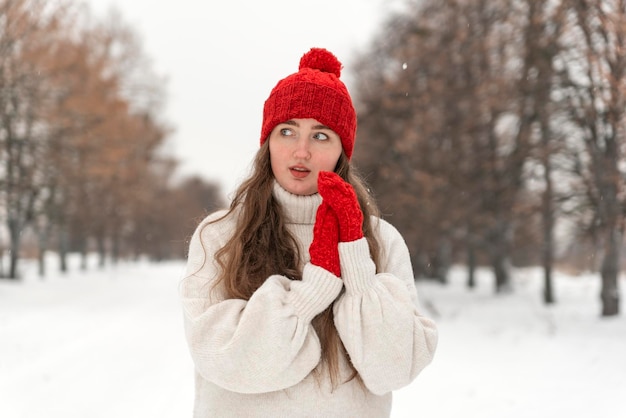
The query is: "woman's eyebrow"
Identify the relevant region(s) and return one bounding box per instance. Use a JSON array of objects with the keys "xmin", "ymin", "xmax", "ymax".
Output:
[
  {"xmin": 282, "ymin": 120, "xmax": 331, "ymax": 131},
  {"xmin": 313, "ymin": 124, "xmax": 331, "ymax": 130}
]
